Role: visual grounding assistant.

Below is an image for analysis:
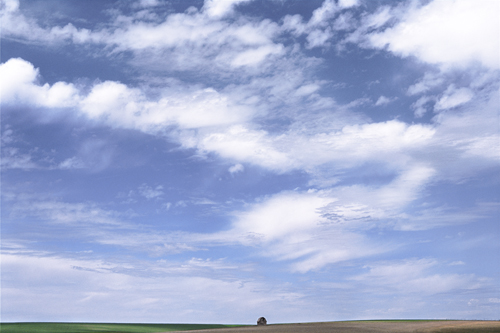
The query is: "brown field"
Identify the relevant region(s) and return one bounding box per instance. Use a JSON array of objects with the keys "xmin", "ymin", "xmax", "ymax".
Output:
[{"xmin": 165, "ymin": 321, "xmax": 500, "ymax": 333}]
